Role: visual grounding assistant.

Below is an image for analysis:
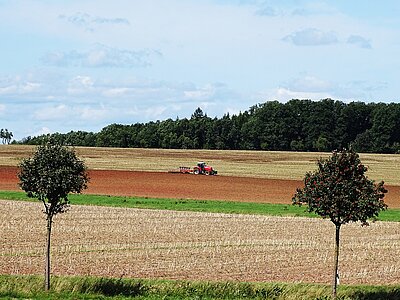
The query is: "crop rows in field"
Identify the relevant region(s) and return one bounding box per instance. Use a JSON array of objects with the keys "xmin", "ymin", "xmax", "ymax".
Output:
[{"xmin": 1, "ymin": 200, "xmax": 399, "ymax": 285}]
